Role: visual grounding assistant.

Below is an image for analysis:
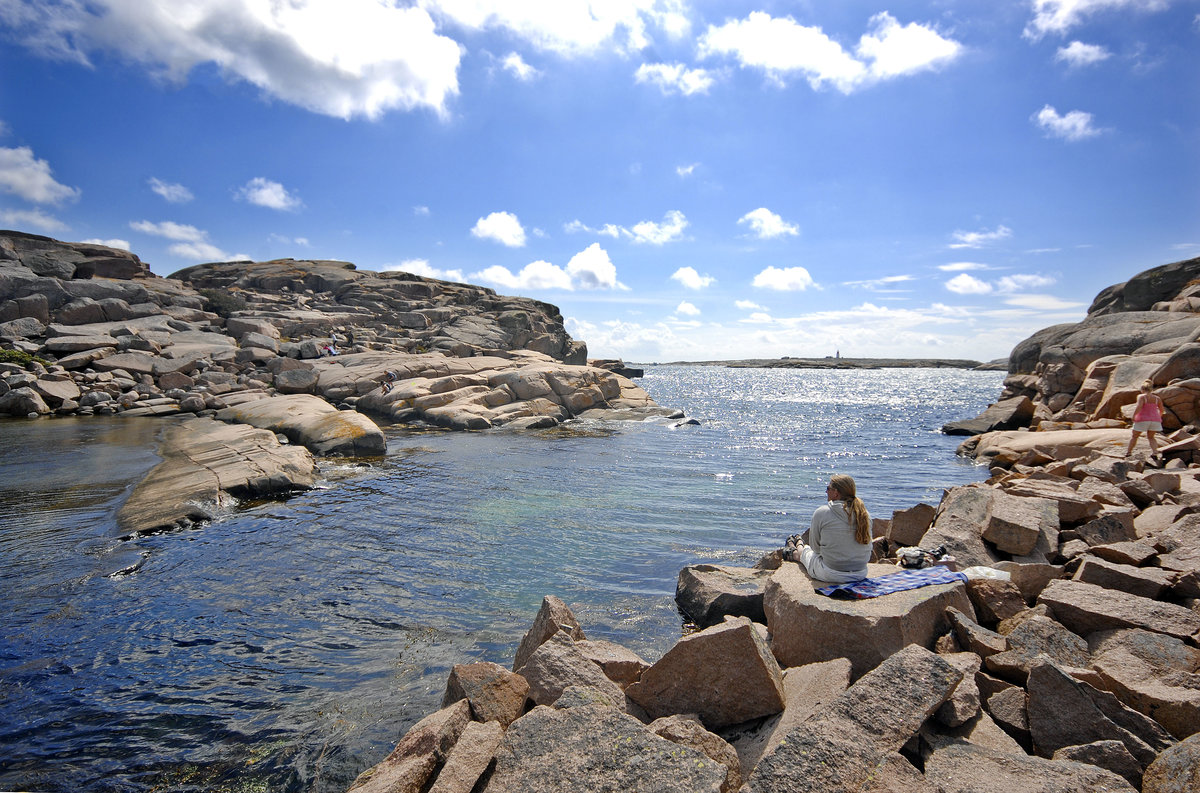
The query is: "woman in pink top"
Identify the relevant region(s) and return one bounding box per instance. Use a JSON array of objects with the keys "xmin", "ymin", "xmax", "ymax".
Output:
[{"xmin": 1125, "ymin": 380, "xmax": 1164, "ymax": 458}]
